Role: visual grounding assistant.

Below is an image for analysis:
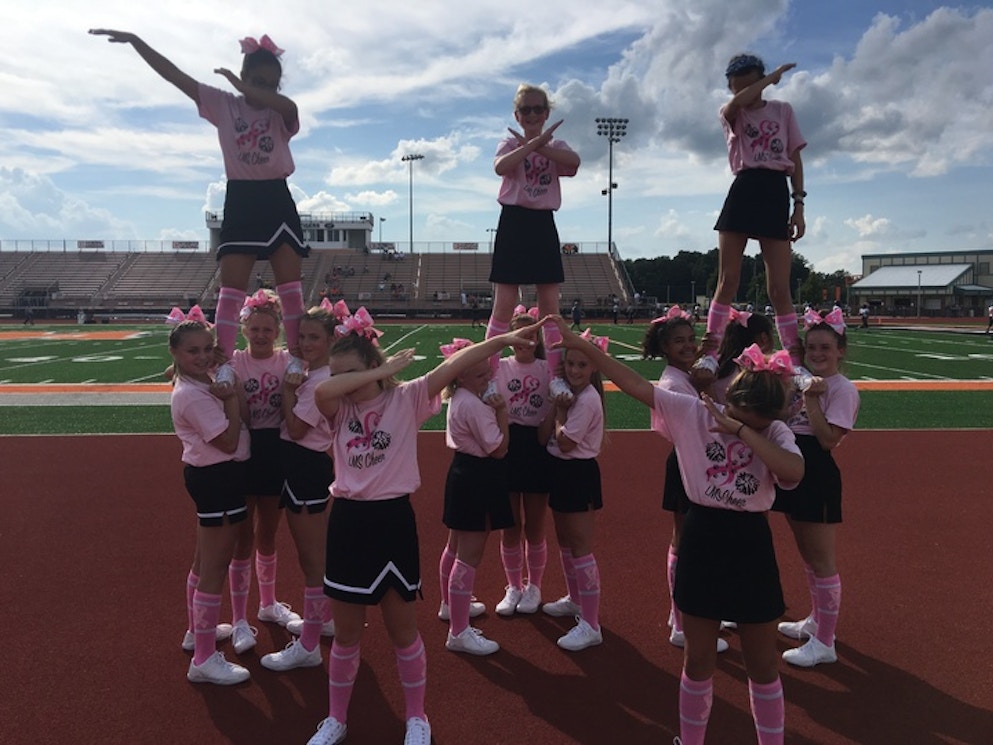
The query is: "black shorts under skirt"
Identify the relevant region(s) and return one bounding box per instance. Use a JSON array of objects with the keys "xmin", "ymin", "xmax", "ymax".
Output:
[
  {"xmin": 506, "ymin": 424, "xmax": 552, "ymax": 493},
  {"xmin": 443, "ymin": 452, "xmax": 513, "ymax": 531},
  {"xmin": 279, "ymin": 439, "xmax": 333, "ymax": 514},
  {"xmin": 548, "ymin": 457, "xmax": 603, "ymax": 513},
  {"xmin": 184, "ymin": 460, "xmax": 250, "ymax": 526},
  {"xmin": 217, "ymin": 179, "xmax": 311, "ymax": 260},
  {"xmin": 661, "ymin": 449, "xmax": 691, "ymax": 514},
  {"xmin": 490, "ymin": 205, "xmax": 564, "ymax": 285},
  {"xmin": 674, "ymin": 503, "xmax": 785, "ymax": 624},
  {"xmin": 247, "ymin": 428, "xmax": 284, "ymax": 497},
  {"xmin": 713, "ymin": 168, "xmax": 790, "ymax": 241},
  {"xmin": 324, "ymin": 495, "xmax": 421, "ymax": 605},
  {"xmin": 772, "ymin": 434, "xmax": 843, "ymax": 523}
]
